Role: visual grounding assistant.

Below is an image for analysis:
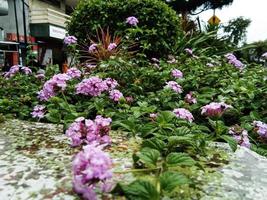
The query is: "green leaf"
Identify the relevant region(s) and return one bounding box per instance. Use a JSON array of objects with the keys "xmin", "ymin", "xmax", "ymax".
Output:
[
  {"xmin": 166, "ymin": 152, "xmax": 196, "ymax": 167},
  {"xmin": 168, "ymin": 135, "xmax": 195, "ymax": 149},
  {"xmin": 160, "ymin": 171, "xmax": 189, "ymax": 192},
  {"xmin": 157, "ymin": 111, "xmax": 175, "ymax": 124},
  {"xmin": 173, "ymin": 127, "xmax": 191, "ymax": 136},
  {"xmin": 117, "ymin": 180, "xmax": 160, "ymax": 200},
  {"xmin": 220, "ymin": 135, "xmax": 237, "ymax": 151},
  {"xmin": 45, "ymin": 110, "xmax": 61, "ymax": 123},
  {"xmin": 142, "ymin": 137, "xmax": 166, "ymax": 152},
  {"xmin": 136, "ymin": 148, "xmax": 161, "ymax": 167}
]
